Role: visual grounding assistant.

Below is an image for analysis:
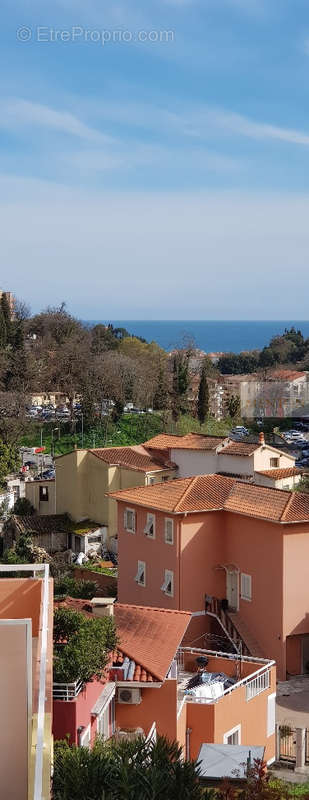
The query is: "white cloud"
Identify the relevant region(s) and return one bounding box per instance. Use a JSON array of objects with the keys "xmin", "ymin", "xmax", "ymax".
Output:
[
  {"xmin": 1, "ymin": 175, "xmax": 309, "ymax": 319},
  {"xmin": 1, "ymin": 99, "xmax": 112, "ymax": 143},
  {"xmin": 204, "ymin": 108, "xmax": 309, "ymax": 147}
]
